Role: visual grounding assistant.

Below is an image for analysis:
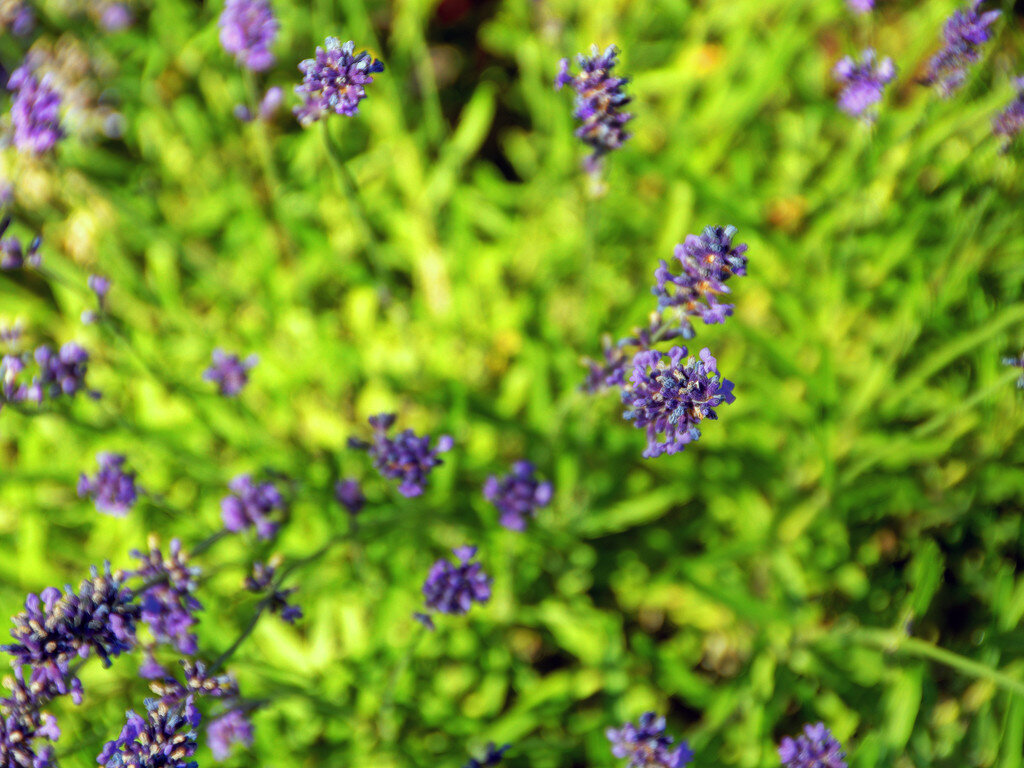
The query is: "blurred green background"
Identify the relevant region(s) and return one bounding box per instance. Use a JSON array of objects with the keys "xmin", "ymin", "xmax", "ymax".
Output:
[{"xmin": 3, "ymin": 0, "xmax": 1024, "ymax": 766}]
